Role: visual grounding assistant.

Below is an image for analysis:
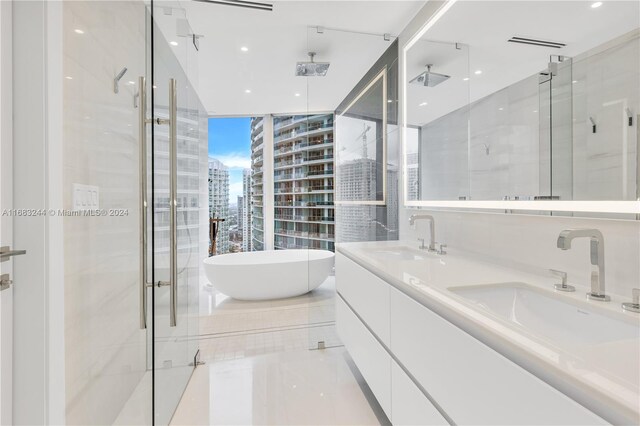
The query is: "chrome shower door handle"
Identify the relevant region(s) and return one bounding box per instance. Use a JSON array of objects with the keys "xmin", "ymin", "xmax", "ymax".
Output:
[
  {"xmin": 139, "ymin": 76, "xmax": 148, "ymax": 330},
  {"xmin": 166, "ymin": 78, "xmax": 178, "ymax": 328},
  {"xmin": 155, "ymin": 79, "xmax": 178, "ymax": 327}
]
